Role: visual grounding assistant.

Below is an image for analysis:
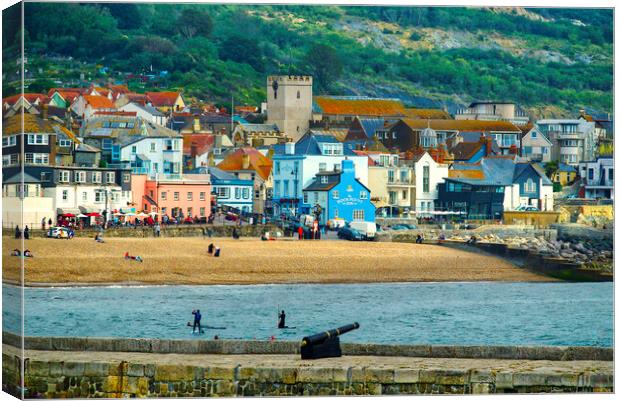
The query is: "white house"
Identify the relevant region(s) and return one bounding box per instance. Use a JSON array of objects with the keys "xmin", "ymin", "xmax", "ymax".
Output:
[
  {"xmin": 521, "ymin": 127, "xmax": 552, "ymax": 163},
  {"xmin": 119, "ymin": 102, "xmax": 168, "ymax": 126},
  {"xmin": 120, "ymin": 134, "xmax": 184, "ymax": 179},
  {"xmin": 410, "ymin": 152, "xmax": 449, "ymax": 215},
  {"xmin": 536, "ymin": 119, "xmax": 596, "ymax": 166},
  {"xmin": 71, "ymin": 95, "xmax": 117, "ymax": 120},
  {"xmin": 579, "ymin": 156, "xmax": 614, "ymax": 199}
]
